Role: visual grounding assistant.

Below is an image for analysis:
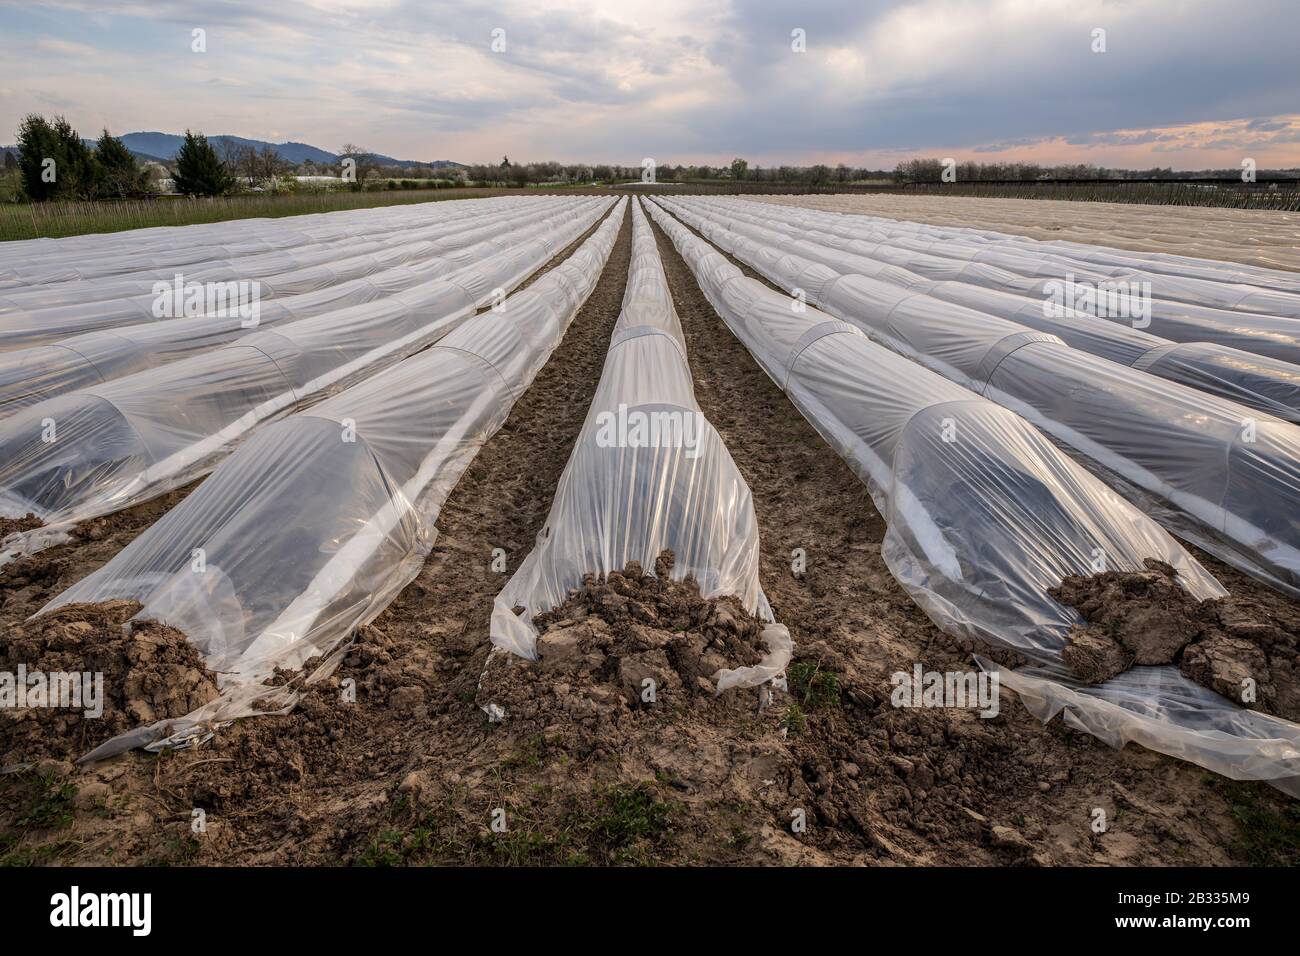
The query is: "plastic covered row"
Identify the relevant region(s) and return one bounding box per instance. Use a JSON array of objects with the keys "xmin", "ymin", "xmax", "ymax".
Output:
[
  {"xmin": 722, "ymin": 196, "xmax": 1300, "ymax": 317},
  {"xmin": 744, "ymin": 196, "xmax": 1300, "ymax": 295},
  {"xmin": 0, "ymin": 197, "xmax": 615, "ymax": 563},
  {"xmin": 41, "ymin": 199, "xmax": 629, "ymax": 758},
  {"xmin": 646, "ymin": 197, "xmax": 1300, "ymax": 795},
  {"xmin": 0, "ymin": 195, "xmax": 505, "ymax": 288},
  {"xmin": 672, "ymin": 197, "xmax": 1300, "ymax": 423},
  {"xmin": 490, "ymin": 197, "xmax": 791, "ymax": 692},
  {"xmin": 0, "ymin": 197, "xmax": 584, "ymax": 351},
  {"xmin": 0, "ymin": 199, "xmax": 598, "ymax": 415},
  {"xmin": 0, "ymin": 195, "xmax": 540, "ymax": 312},
  {"xmin": 699, "ymin": 196, "xmax": 1300, "ymax": 365},
  {"xmin": 658, "ymin": 196, "xmax": 1300, "ymax": 599}
]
